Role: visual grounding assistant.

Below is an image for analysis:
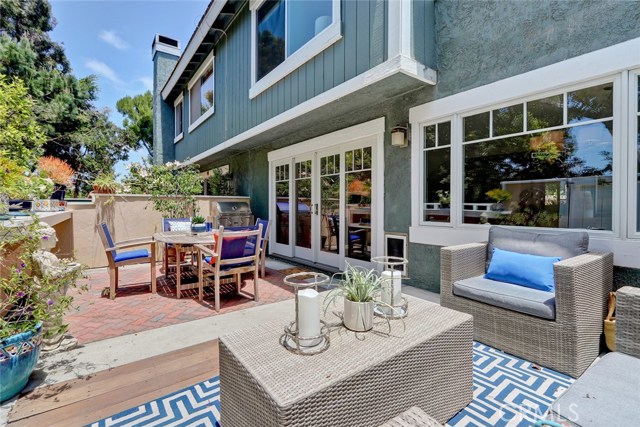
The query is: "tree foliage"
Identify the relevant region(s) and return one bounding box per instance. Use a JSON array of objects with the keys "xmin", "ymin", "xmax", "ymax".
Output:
[
  {"xmin": 116, "ymin": 91, "xmax": 153, "ymax": 157},
  {"xmin": 0, "ymin": 0, "xmax": 137, "ymax": 195}
]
